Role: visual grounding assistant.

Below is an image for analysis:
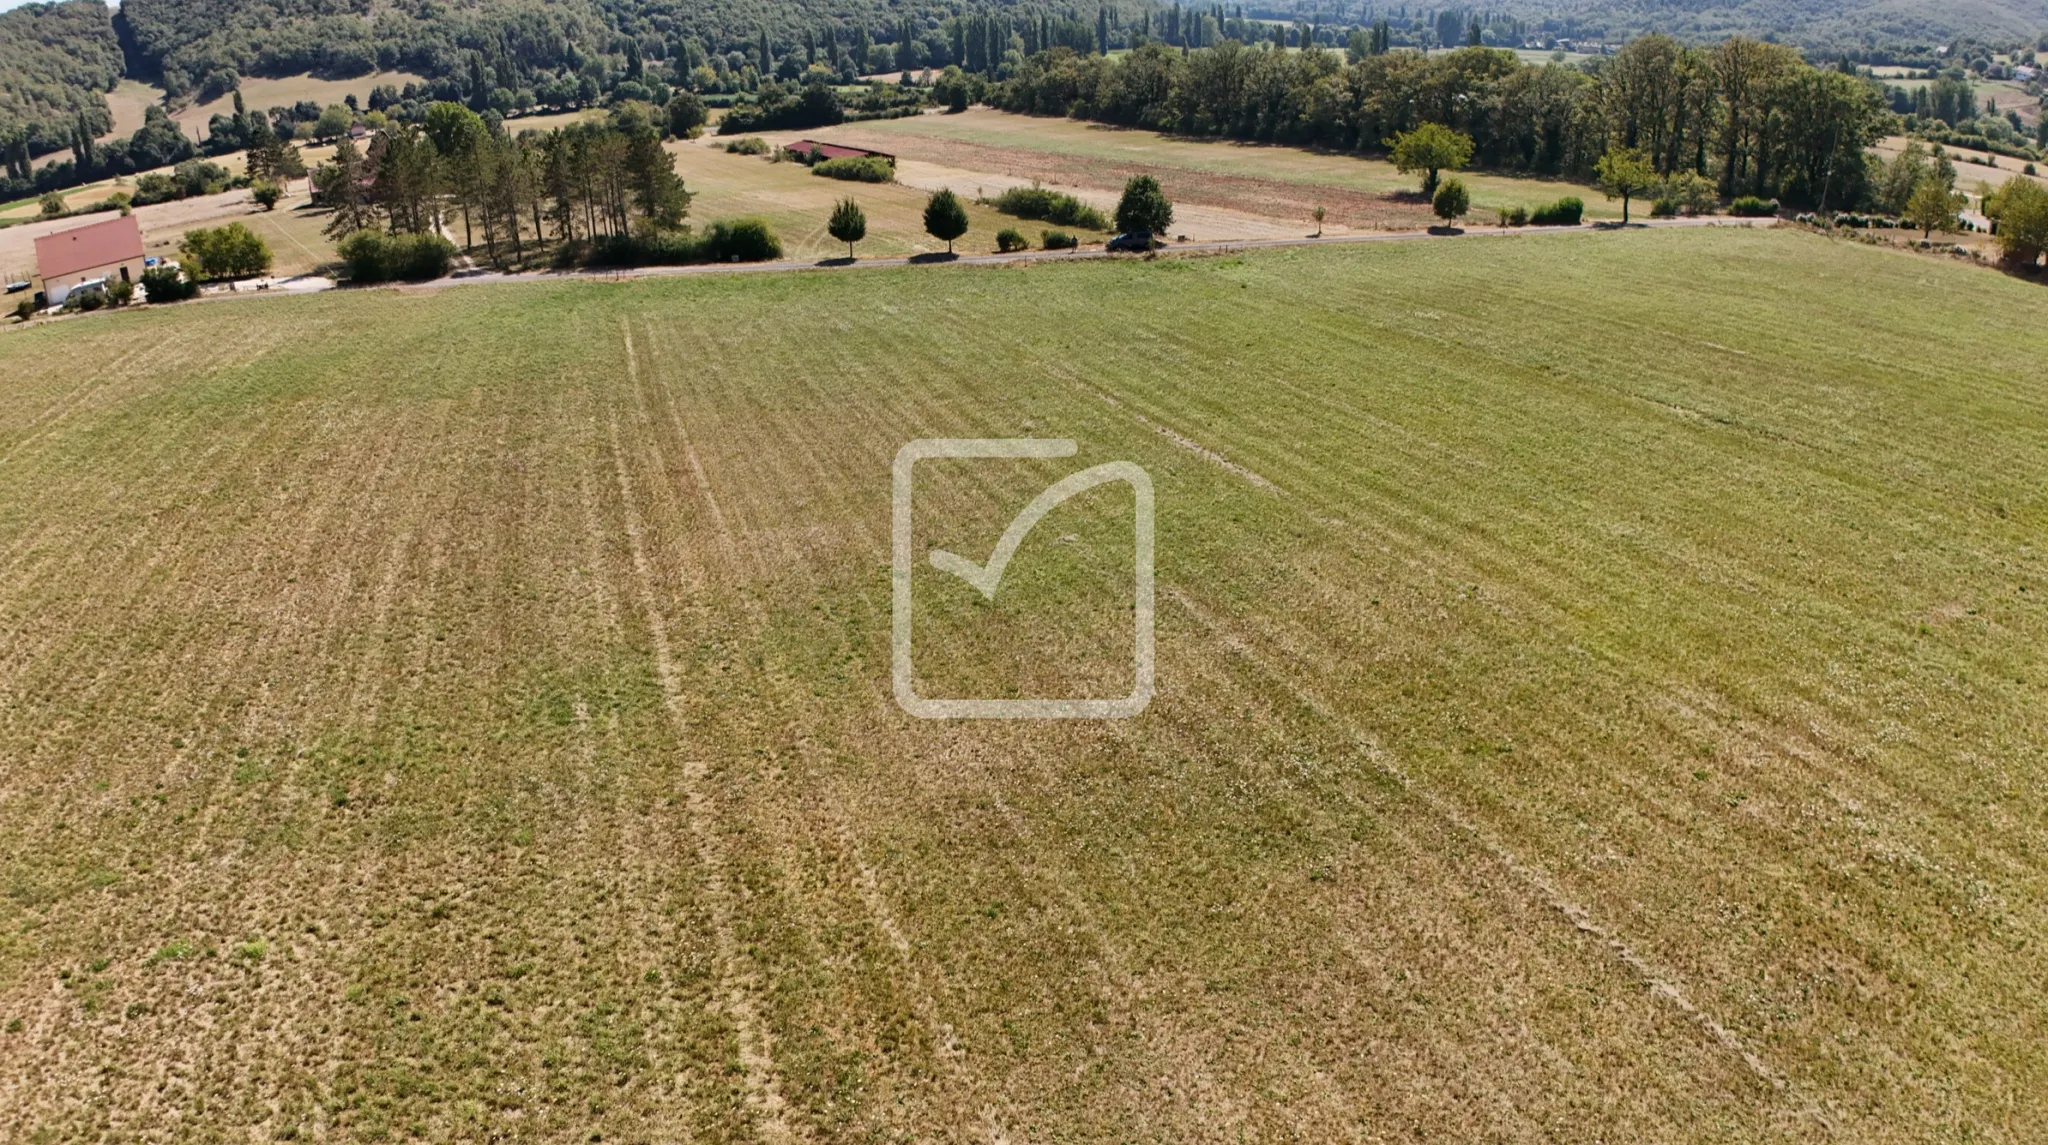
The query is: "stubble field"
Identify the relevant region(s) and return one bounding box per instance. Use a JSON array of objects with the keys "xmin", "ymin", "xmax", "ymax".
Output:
[{"xmin": 1, "ymin": 226, "xmax": 2045, "ymax": 1144}]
